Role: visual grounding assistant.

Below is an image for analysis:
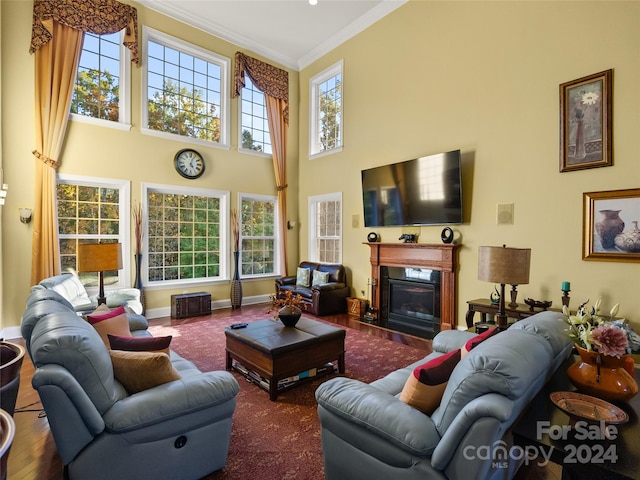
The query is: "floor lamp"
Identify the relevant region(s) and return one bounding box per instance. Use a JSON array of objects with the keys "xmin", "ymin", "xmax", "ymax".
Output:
[
  {"xmin": 77, "ymin": 243, "xmax": 123, "ymax": 306},
  {"xmin": 478, "ymin": 245, "xmax": 531, "ymax": 329}
]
